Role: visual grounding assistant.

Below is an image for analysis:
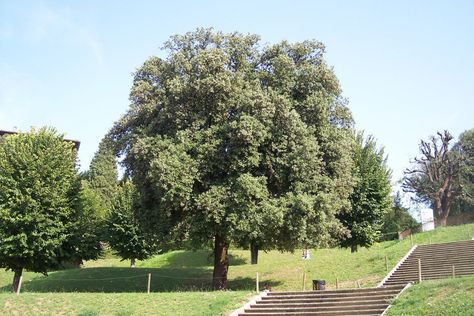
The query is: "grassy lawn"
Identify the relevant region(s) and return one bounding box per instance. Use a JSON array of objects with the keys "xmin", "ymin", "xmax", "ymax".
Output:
[
  {"xmin": 0, "ymin": 291, "xmax": 251, "ymax": 316},
  {"xmin": 388, "ymin": 275, "xmax": 474, "ymax": 316},
  {"xmin": 0, "ymin": 223, "xmax": 473, "ymax": 315}
]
